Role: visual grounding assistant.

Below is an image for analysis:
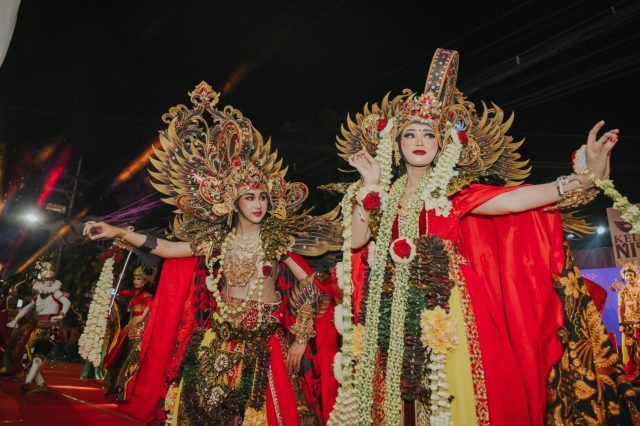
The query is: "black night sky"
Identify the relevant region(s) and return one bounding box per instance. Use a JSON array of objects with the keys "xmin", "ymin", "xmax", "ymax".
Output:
[{"xmin": 1, "ymin": 0, "xmax": 639, "ymax": 274}]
